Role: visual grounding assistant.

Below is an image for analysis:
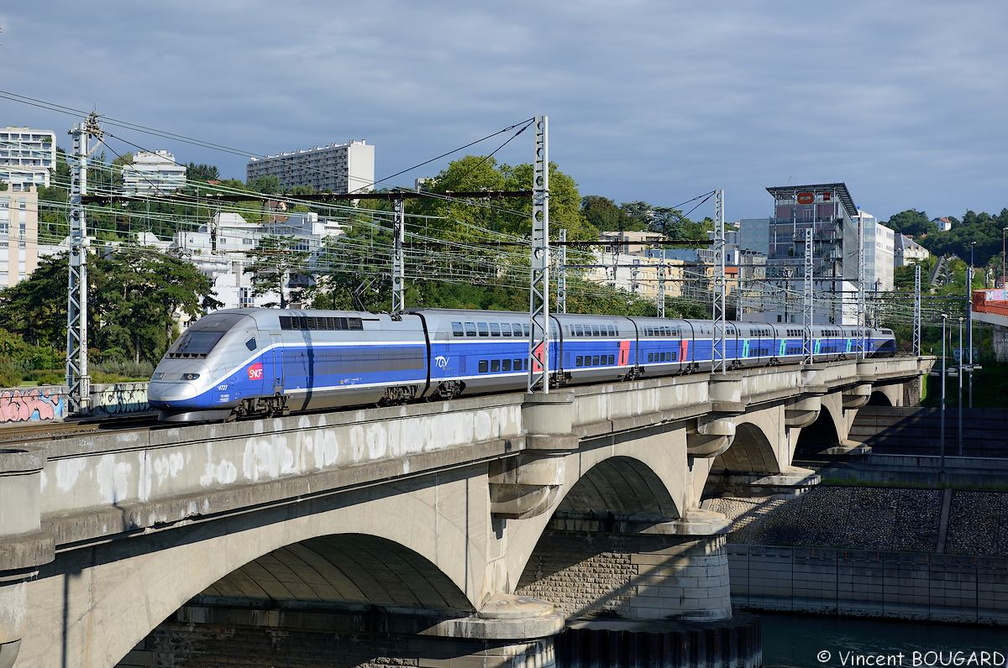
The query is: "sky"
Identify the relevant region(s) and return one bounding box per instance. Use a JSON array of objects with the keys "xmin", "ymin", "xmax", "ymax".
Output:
[{"xmin": 2, "ymin": 1, "xmax": 1007, "ymax": 224}]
